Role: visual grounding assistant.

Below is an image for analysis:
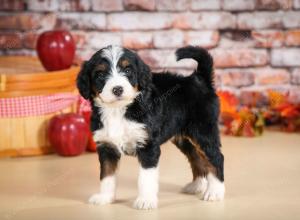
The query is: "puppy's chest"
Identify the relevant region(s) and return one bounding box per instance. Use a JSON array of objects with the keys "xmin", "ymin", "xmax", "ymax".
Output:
[{"xmin": 93, "ymin": 107, "xmax": 148, "ymax": 155}]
